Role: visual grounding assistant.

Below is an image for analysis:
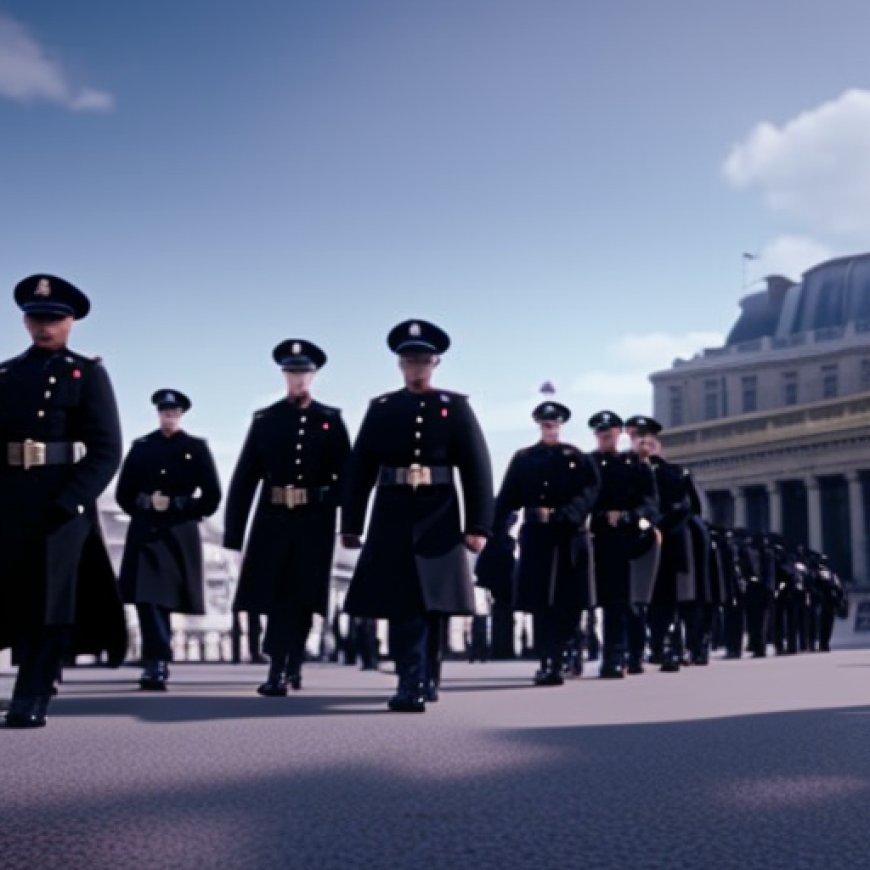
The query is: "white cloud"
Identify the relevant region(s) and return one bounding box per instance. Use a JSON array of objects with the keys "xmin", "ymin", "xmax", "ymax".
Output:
[
  {"xmin": 0, "ymin": 12, "xmax": 114, "ymax": 112},
  {"xmin": 752, "ymin": 235, "xmax": 834, "ymax": 281},
  {"xmin": 723, "ymin": 89, "xmax": 870, "ymax": 238},
  {"xmin": 477, "ymin": 330, "xmax": 723, "ymax": 433}
]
